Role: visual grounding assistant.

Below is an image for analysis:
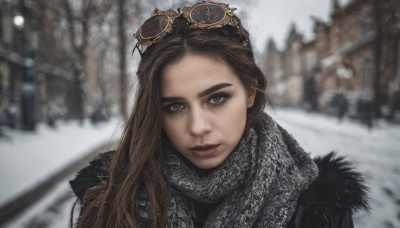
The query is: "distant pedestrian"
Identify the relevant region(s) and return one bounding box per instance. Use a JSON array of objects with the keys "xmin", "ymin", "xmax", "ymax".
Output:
[
  {"xmin": 336, "ymin": 93, "xmax": 349, "ymax": 121},
  {"xmin": 357, "ymin": 98, "xmax": 373, "ymax": 128},
  {"xmin": 90, "ymin": 105, "xmax": 108, "ymax": 125},
  {"xmin": 70, "ymin": 1, "xmax": 369, "ymax": 227},
  {"xmin": 303, "ymin": 75, "xmax": 318, "ymax": 112}
]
